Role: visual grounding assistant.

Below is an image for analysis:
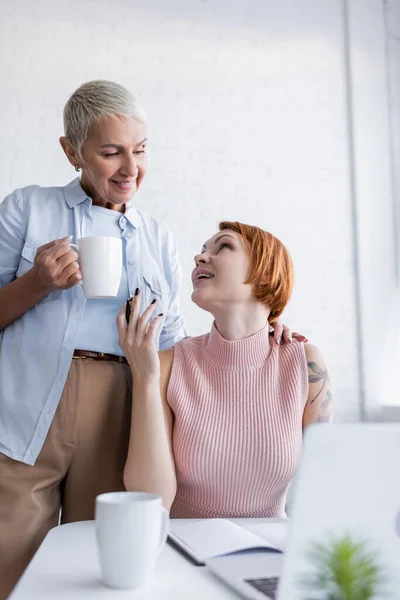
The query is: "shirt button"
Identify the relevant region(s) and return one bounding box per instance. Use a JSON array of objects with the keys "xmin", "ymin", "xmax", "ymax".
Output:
[
  {"xmin": 120, "ymin": 216, "xmax": 126, "ymax": 225},
  {"xmin": 128, "ymin": 259, "xmax": 135, "ymax": 266}
]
